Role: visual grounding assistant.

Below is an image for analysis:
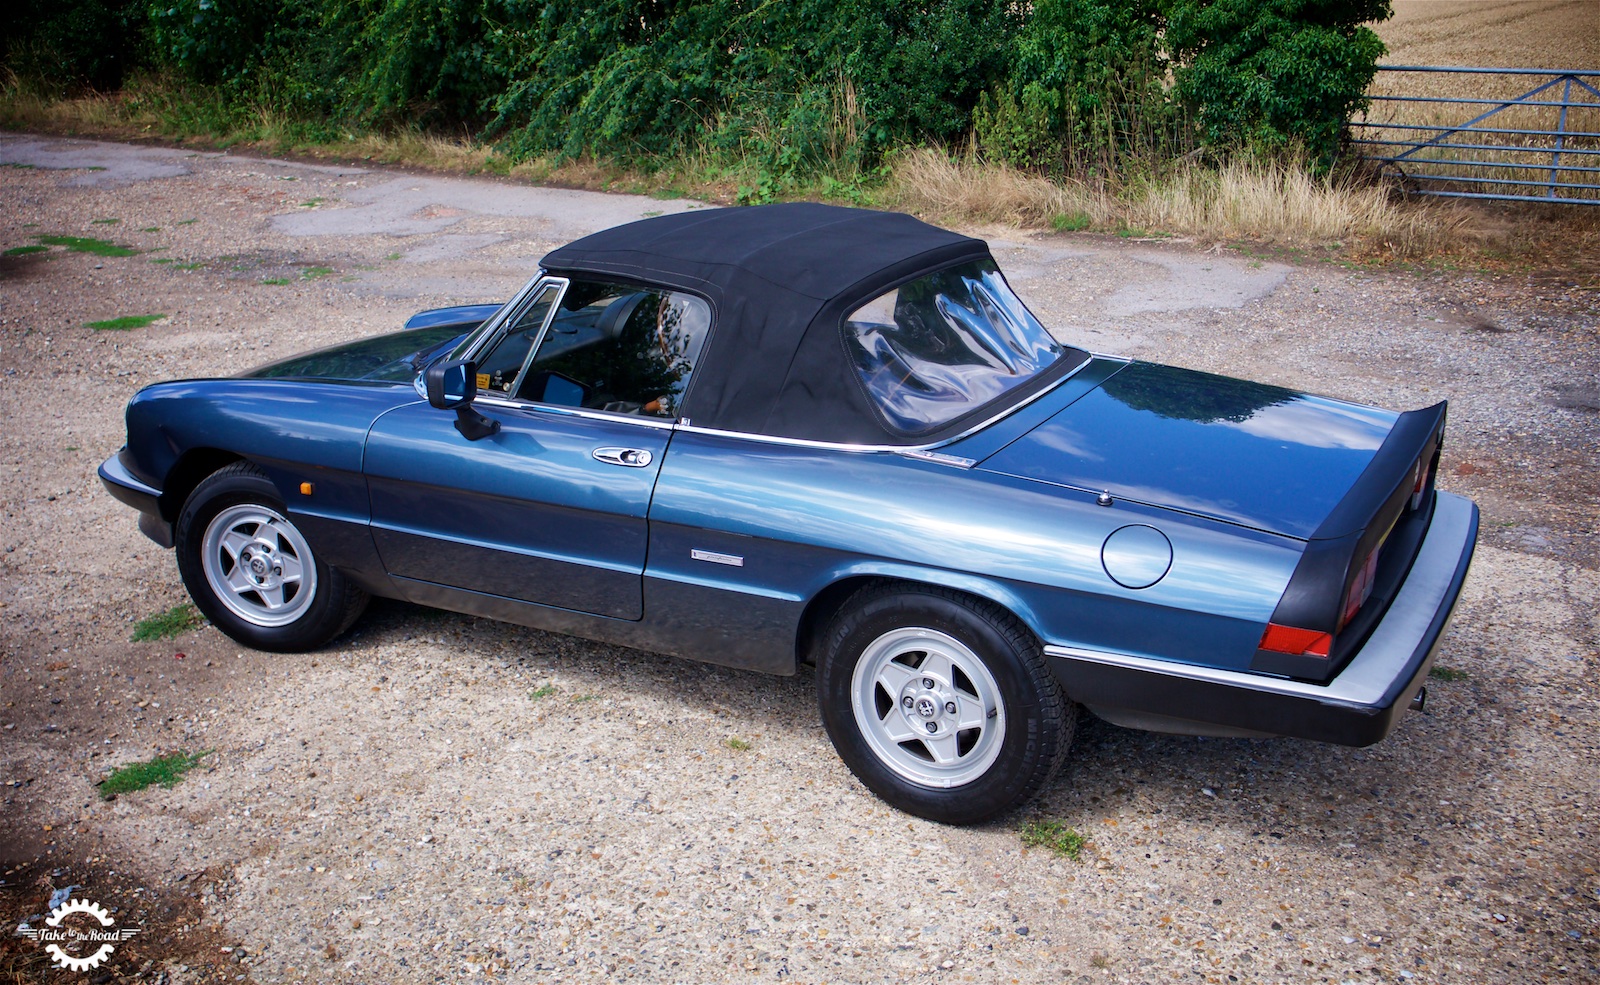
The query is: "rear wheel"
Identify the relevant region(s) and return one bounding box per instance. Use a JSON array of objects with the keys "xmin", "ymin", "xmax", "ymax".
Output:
[
  {"xmin": 817, "ymin": 583, "xmax": 1073, "ymax": 825},
  {"xmin": 175, "ymin": 462, "xmax": 366, "ymax": 652}
]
